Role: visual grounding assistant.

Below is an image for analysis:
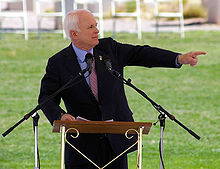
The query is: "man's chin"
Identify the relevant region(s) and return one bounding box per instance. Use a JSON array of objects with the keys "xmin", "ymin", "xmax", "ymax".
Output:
[
  {"xmin": 90, "ymin": 41, "xmax": 99, "ymax": 49},
  {"xmin": 96, "ymin": 39, "xmax": 99, "ymax": 45},
  {"xmin": 94, "ymin": 39, "xmax": 99, "ymax": 46}
]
